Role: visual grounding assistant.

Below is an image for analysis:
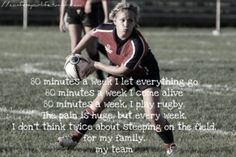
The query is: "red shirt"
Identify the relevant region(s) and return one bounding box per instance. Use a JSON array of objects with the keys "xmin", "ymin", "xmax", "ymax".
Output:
[
  {"xmin": 92, "ymin": 24, "xmax": 160, "ymax": 79},
  {"xmin": 92, "ymin": 24, "xmax": 150, "ymax": 70}
]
